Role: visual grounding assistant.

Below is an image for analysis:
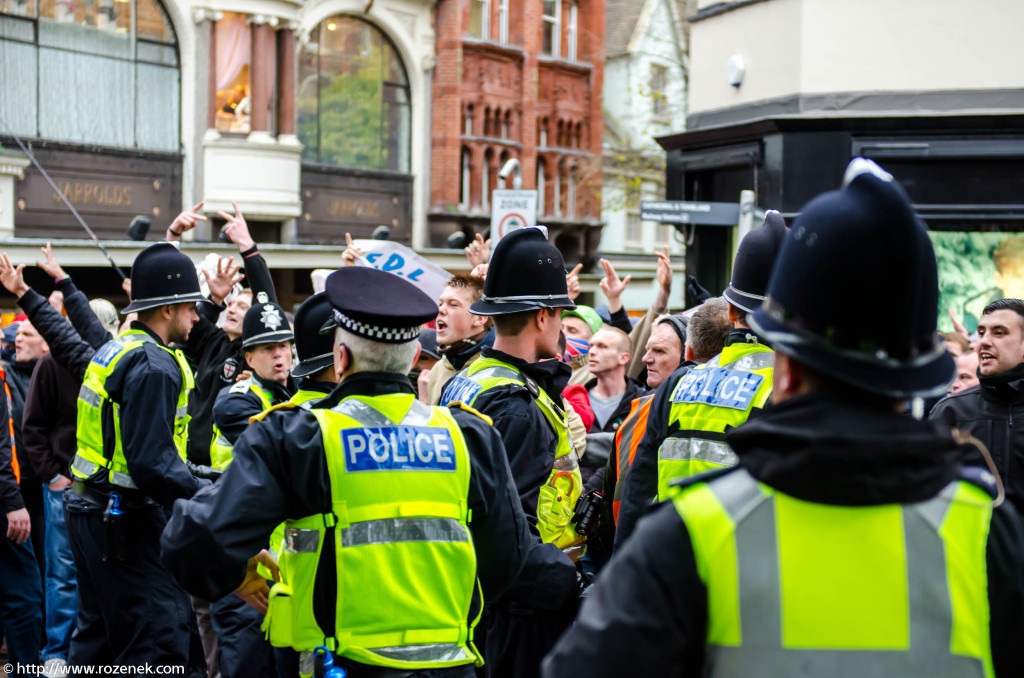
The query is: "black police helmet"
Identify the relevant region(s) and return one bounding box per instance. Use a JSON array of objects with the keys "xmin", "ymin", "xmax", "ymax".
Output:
[
  {"xmin": 241, "ymin": 293, "xmax": 293, "ymax": 349},
  {"xmin": 723, "ymin": 210, "xmax": 789, "ymax": 313},
  {"xmin": 471, "ymin": 228, "xmax": 576, "ymax": 316},
  {"xmin": 122, "ymin": 243, "xmax": 206, "ymax": 314},
  {"xmin": 291, "ymin": 292, "xmax": 335, "ymax": 379},
  {"xmin": 749, "ymin": 158, "xmax": 954, "ymax": 399}
]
